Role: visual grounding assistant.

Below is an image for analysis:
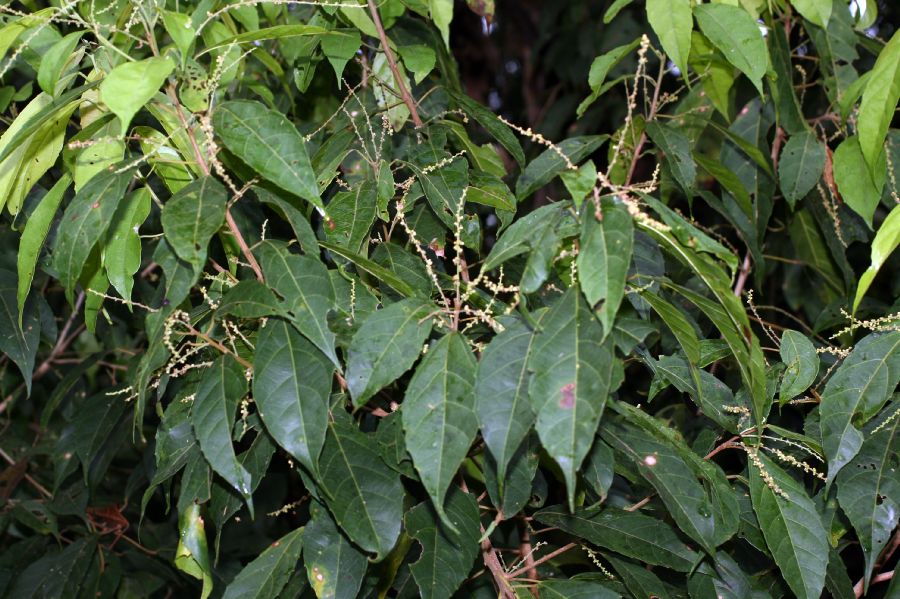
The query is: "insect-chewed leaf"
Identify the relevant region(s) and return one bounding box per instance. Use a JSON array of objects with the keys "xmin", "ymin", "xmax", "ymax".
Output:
[{"xmin": 405, "ymin": 487, "xmax": 480, "ymax": 599}]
